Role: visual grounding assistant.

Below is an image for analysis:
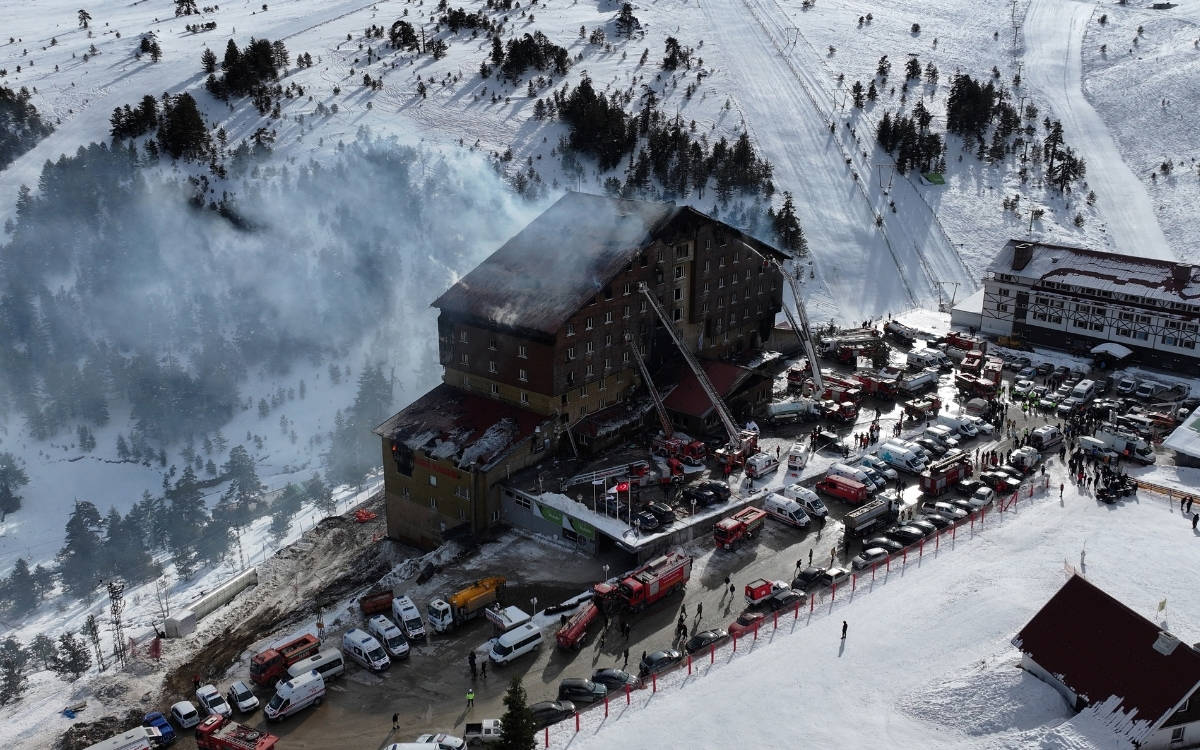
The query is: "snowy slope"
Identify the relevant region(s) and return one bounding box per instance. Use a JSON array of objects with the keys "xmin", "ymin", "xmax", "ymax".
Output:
[
  {"xmin": 1024, "ymin": 0, "xmax": 1172, "ymax": 260},
  {"xmin": 550, "ymin": 463, "xmax": 1200, "ymax": 749}
]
